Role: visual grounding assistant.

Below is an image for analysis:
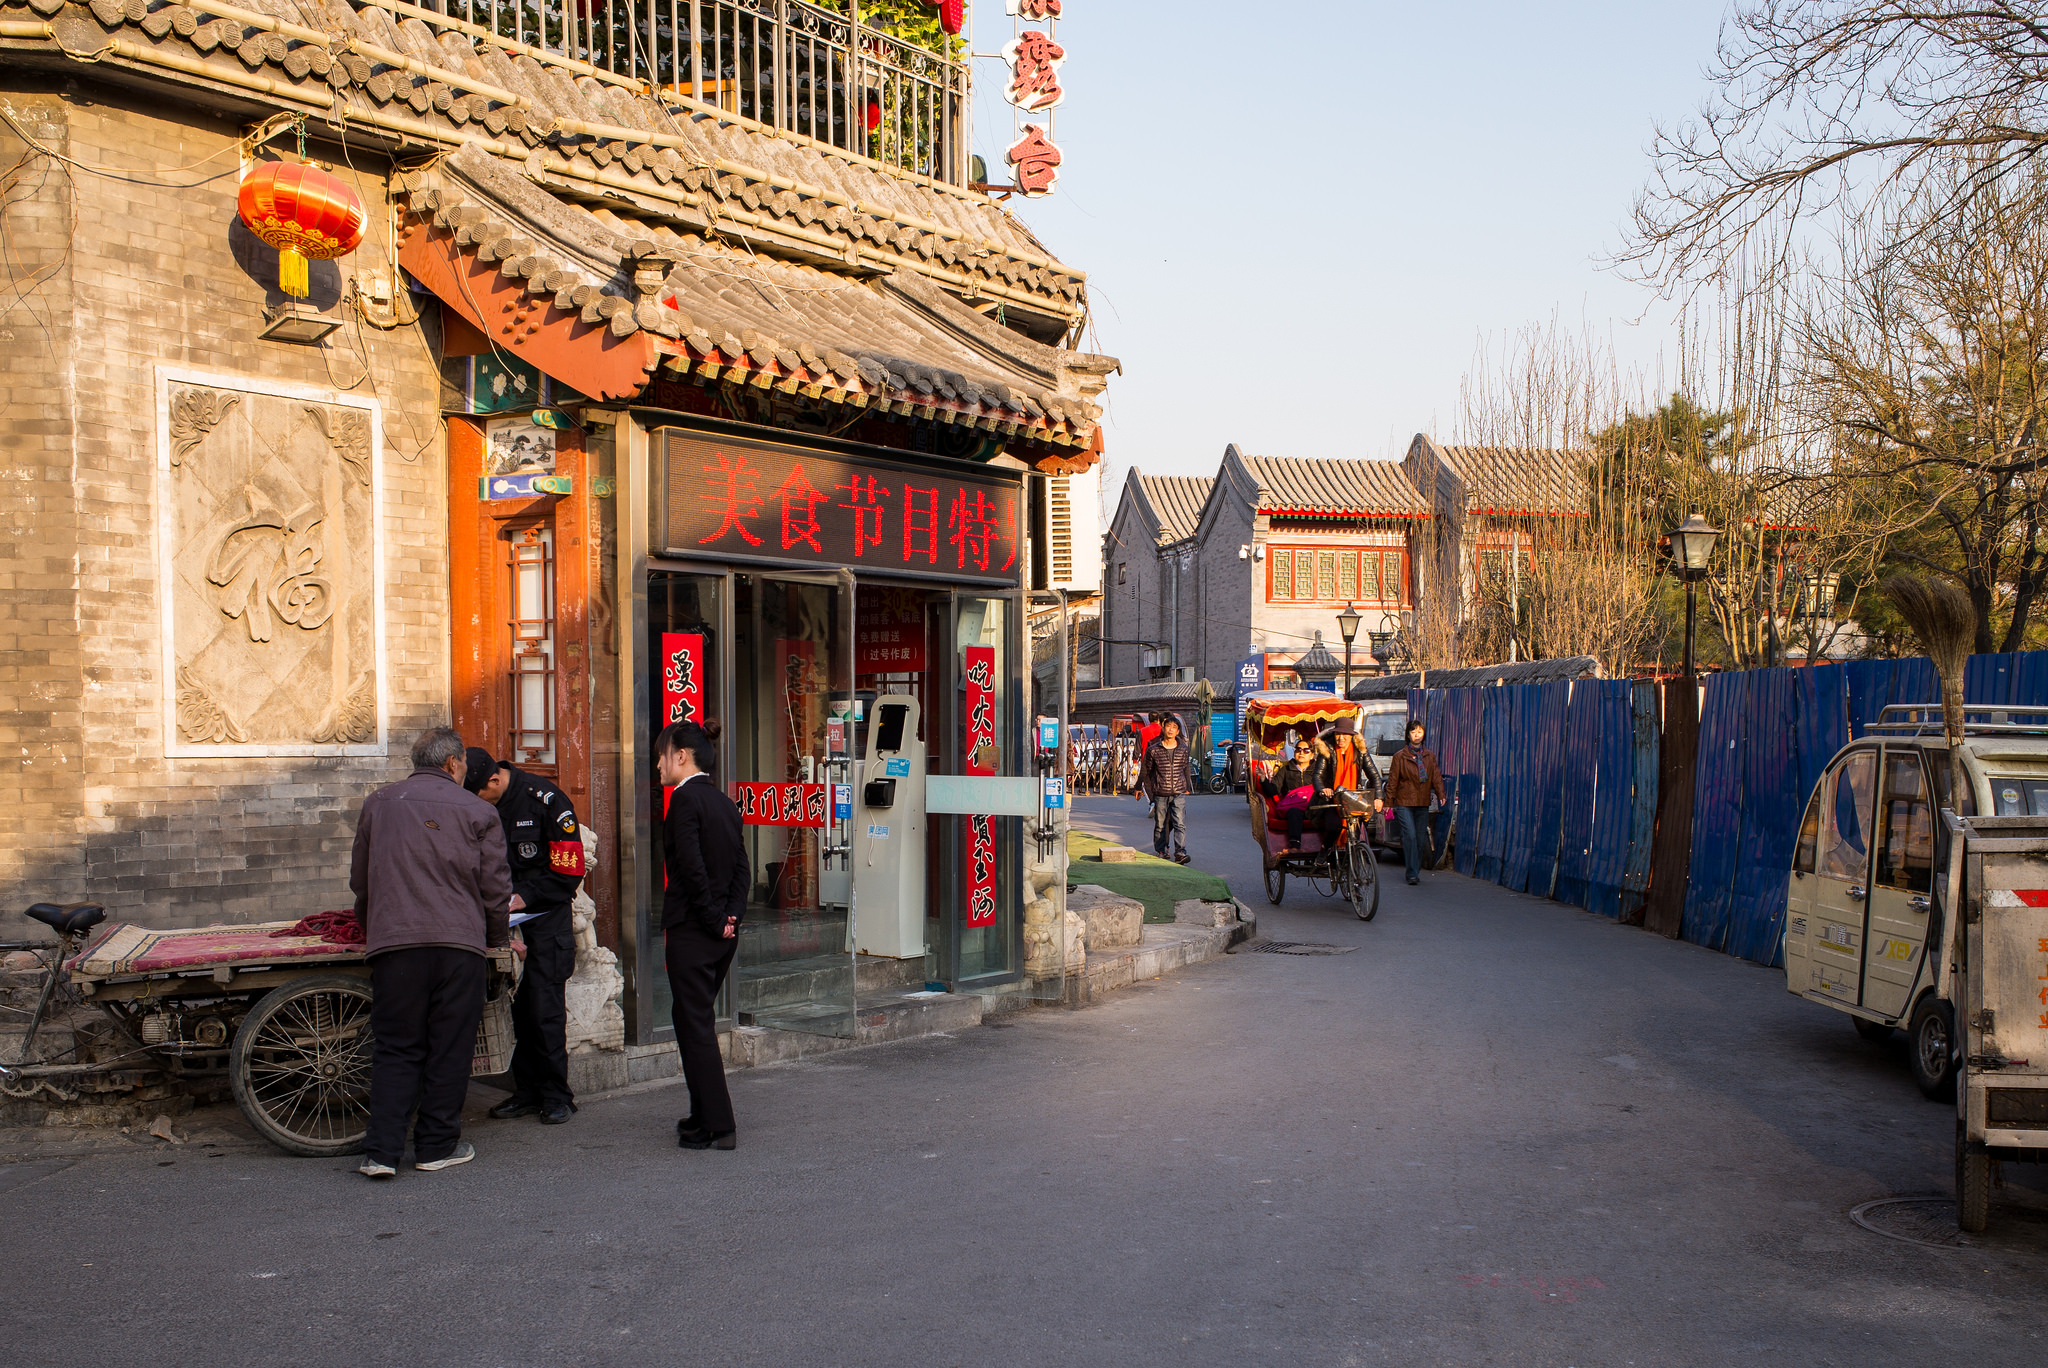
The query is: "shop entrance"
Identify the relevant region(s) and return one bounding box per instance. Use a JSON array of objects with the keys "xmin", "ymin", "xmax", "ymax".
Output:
[{"xmin": 646, "ymin": 570, "xmax": 1020, "ymax": 1039}]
